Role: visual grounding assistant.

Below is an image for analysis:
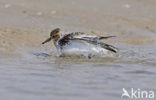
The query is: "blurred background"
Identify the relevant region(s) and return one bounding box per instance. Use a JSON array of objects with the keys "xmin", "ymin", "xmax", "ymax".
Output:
[{"xmin": 0, "ymin": 0, "xmax": 156, "ymax": 100}]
